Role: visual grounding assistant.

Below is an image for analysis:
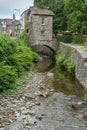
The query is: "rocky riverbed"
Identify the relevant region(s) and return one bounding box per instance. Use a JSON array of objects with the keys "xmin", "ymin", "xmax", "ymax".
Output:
[{"xmin": 0, "ymin": 70, "xmax": 87, "ymax": 130}]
